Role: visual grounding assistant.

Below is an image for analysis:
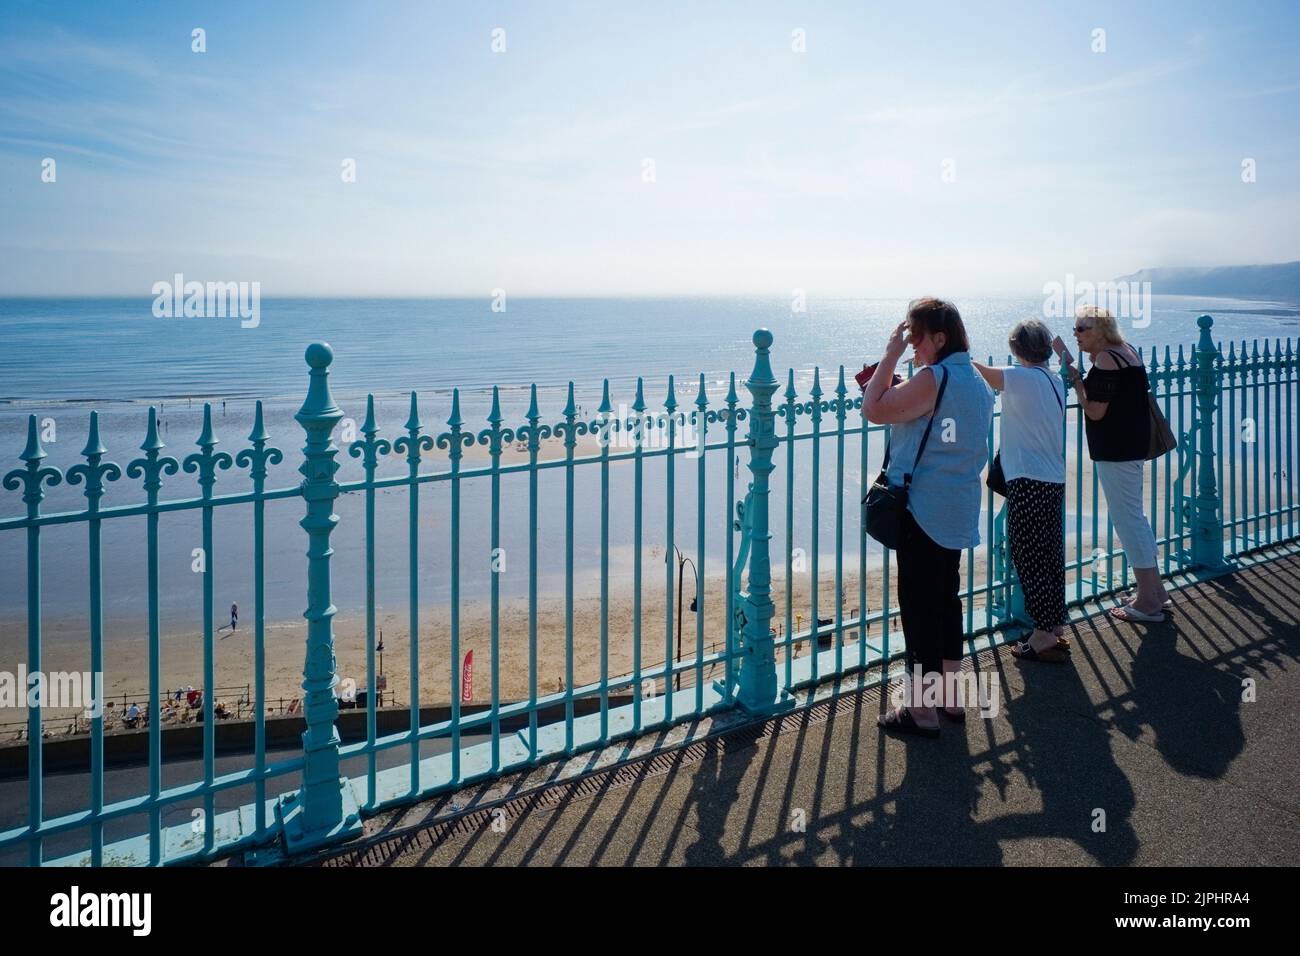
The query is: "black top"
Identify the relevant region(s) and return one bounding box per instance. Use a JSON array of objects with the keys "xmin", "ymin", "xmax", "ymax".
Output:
[{"xmin": 1083, "ymin": 348, "xmax": 1151, "ymax": 462}]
